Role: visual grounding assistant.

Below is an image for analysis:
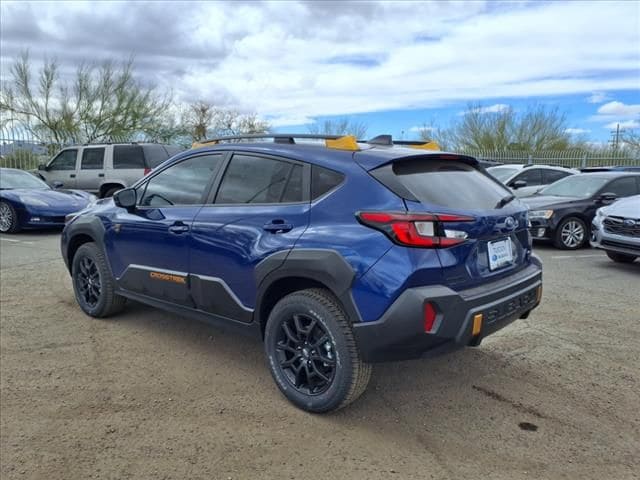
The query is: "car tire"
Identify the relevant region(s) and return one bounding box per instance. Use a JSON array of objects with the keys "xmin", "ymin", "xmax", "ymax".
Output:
[
  {"xmin": 605, "ymin": 251, "xmax": 637, "ymax": 263},
  {"xmin": 0, "ymin": 201, "xmax": 20, "ymax": 234},
  {"xmin": 554, "ymin": 216, "xmax": 588, "ymax": 250},
  {"xmin": 72, "ymin": 242, "xmax": 126, "ymax": 318},
  {"xmin": 102, "ymin": 186, "xmax": 123, "ymax": 198},
  {"xmin": 264, "ymin": 288, "xmax": 372, "ymax": 413}
]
